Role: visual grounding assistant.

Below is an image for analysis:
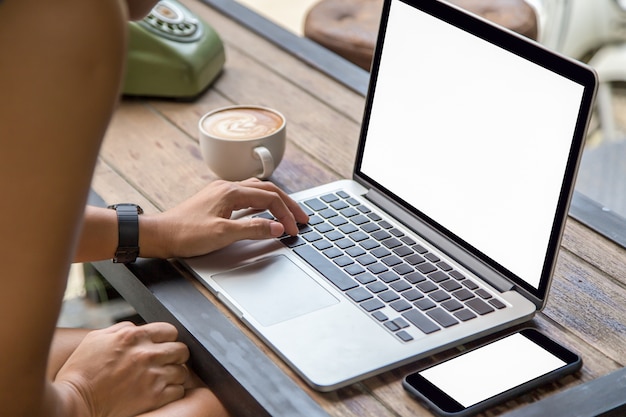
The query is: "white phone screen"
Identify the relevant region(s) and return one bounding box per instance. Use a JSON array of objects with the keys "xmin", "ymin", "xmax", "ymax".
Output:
[{"xmin": 419, "ymin": 332, "xmax": 566, "ymax": 407}]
